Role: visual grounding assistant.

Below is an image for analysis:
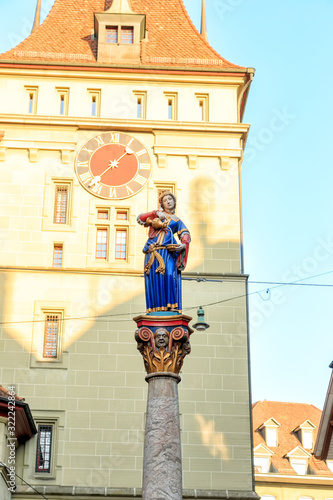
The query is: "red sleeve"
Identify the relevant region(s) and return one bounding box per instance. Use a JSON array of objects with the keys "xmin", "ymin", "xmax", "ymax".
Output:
[
  {"xmin": 177, "ymin": 232, "xmax": 190, "ymax": 271},
  {"xmin": 138, "ymin": 211, "xmax": 158, "ymax": 226}
]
